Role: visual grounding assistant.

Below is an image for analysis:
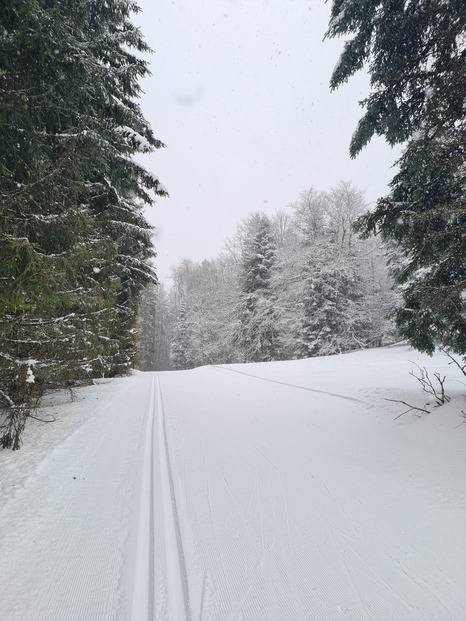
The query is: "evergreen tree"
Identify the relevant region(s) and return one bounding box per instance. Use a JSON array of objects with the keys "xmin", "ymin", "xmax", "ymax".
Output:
[
  {"xmin": 299, "ymin": 258, "xmax": 365, "ymax": 356},
  {"xmin": 326, "ymin": 0, "xmax": 466, "ymax": 357},
  {"xmin": 236, "ymin": 213, "xmax": 279, "ymax": 362},
  {"xmin": 274, "ymin": 184, "xmax": 396, "ymax": 358},
  {"xmin": 293, "ymin": 186, "xmax": 367, "ymax": 356},
  {"xmin": 0, "ymin": 0, "xmax": 166, "ymax": 447}
]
